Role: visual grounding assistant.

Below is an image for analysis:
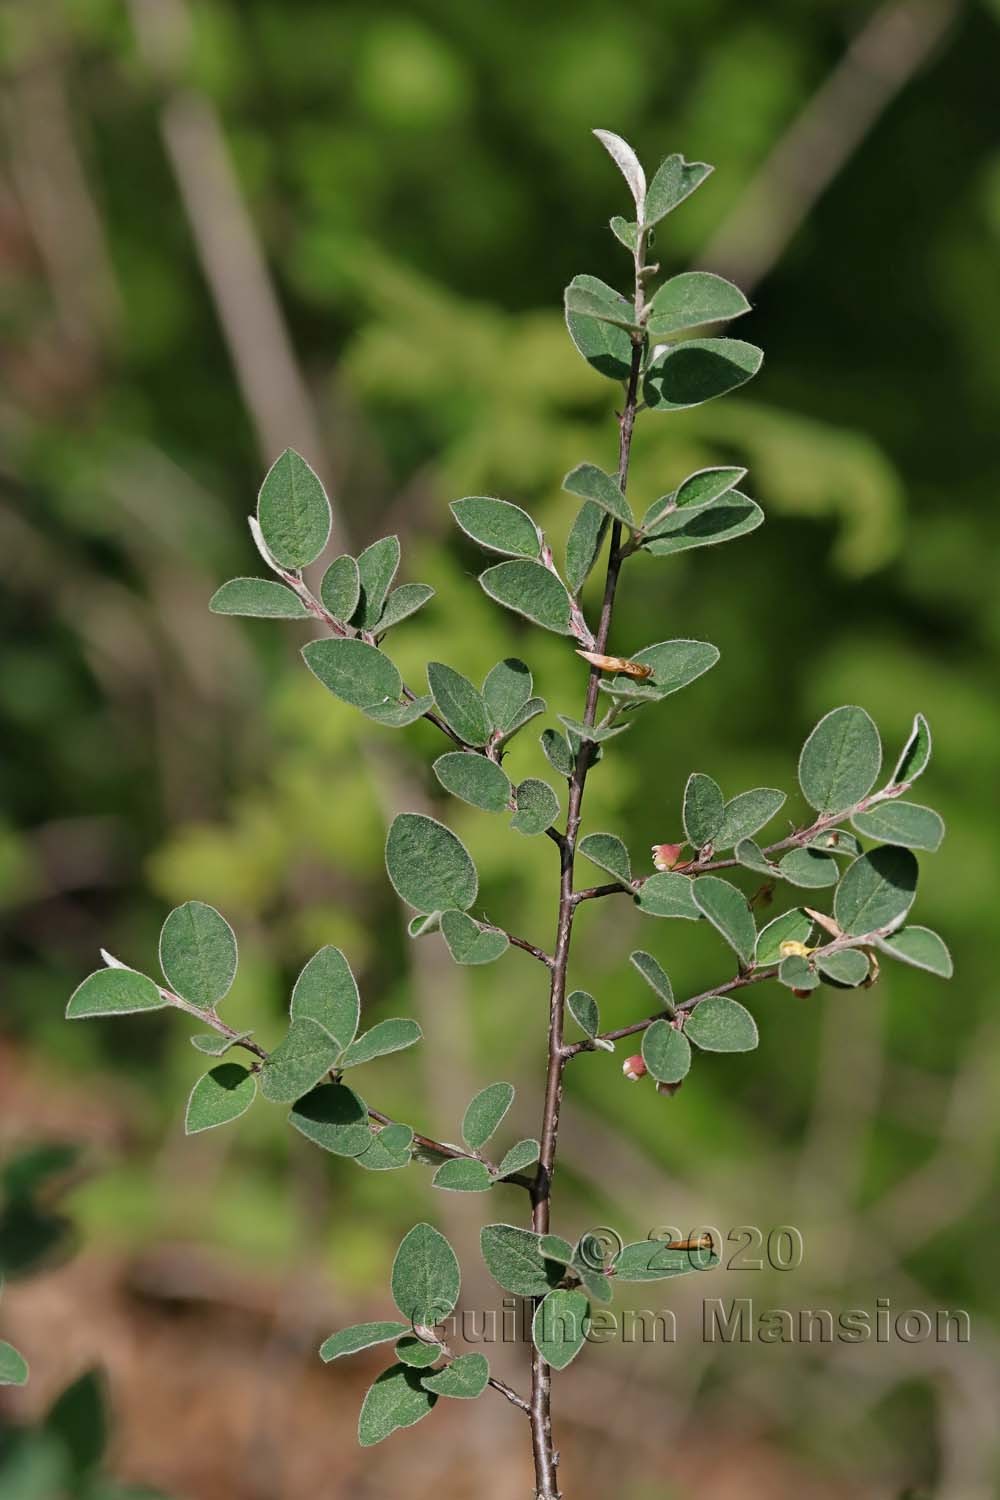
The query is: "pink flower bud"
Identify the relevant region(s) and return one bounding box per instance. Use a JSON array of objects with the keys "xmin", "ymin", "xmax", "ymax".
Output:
[
  {"xmin": 622, "ymin": 1055, "xmax": 647, "ymax": 1081},
  {"xmin": 651, "ymin": 842, "xmax": 683, "ymax": 871}
]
